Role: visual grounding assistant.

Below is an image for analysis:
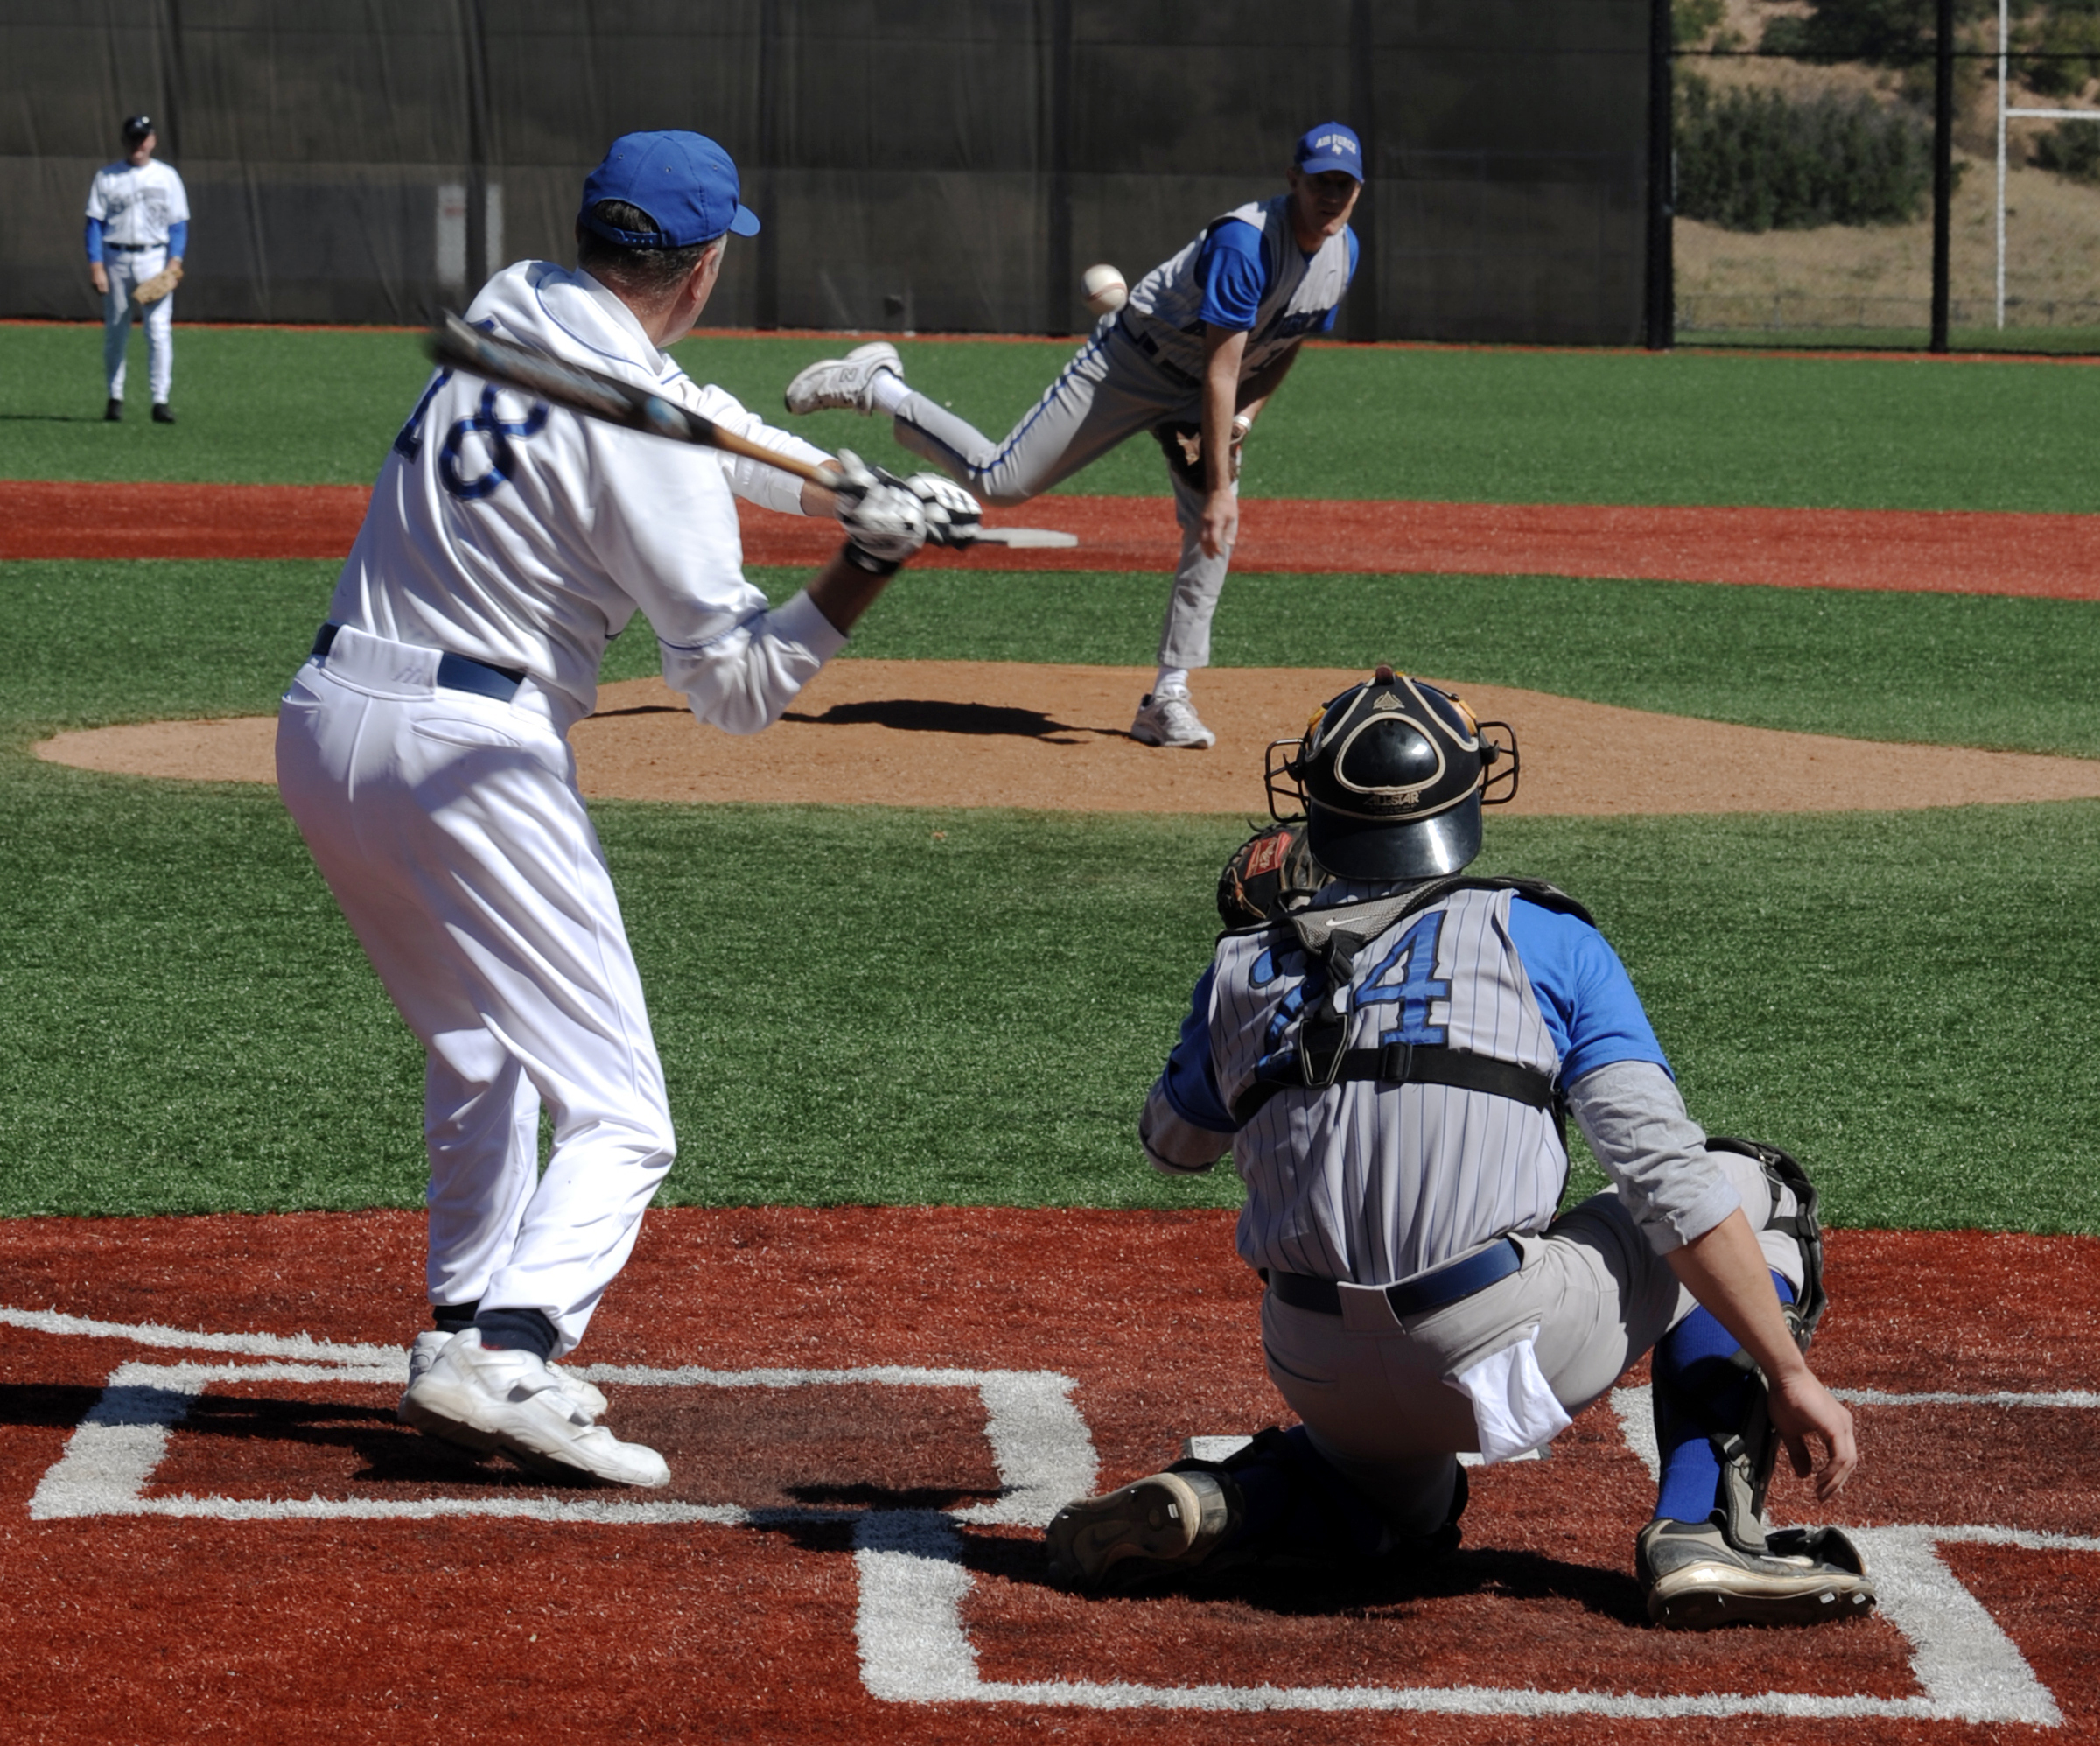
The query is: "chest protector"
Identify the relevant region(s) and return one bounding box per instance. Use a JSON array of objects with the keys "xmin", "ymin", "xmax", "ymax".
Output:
[{"xmin": 1214, "ymin": 877, "xmax": 1593, "ymax": 1131}]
